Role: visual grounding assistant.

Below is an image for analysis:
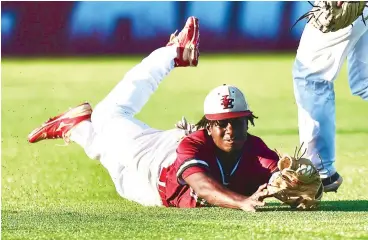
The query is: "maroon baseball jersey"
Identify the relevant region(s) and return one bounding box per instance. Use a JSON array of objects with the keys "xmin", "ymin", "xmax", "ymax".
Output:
[{"xmin": 158, "ymin": 129, "xmax": 279, "ymax": 208}]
